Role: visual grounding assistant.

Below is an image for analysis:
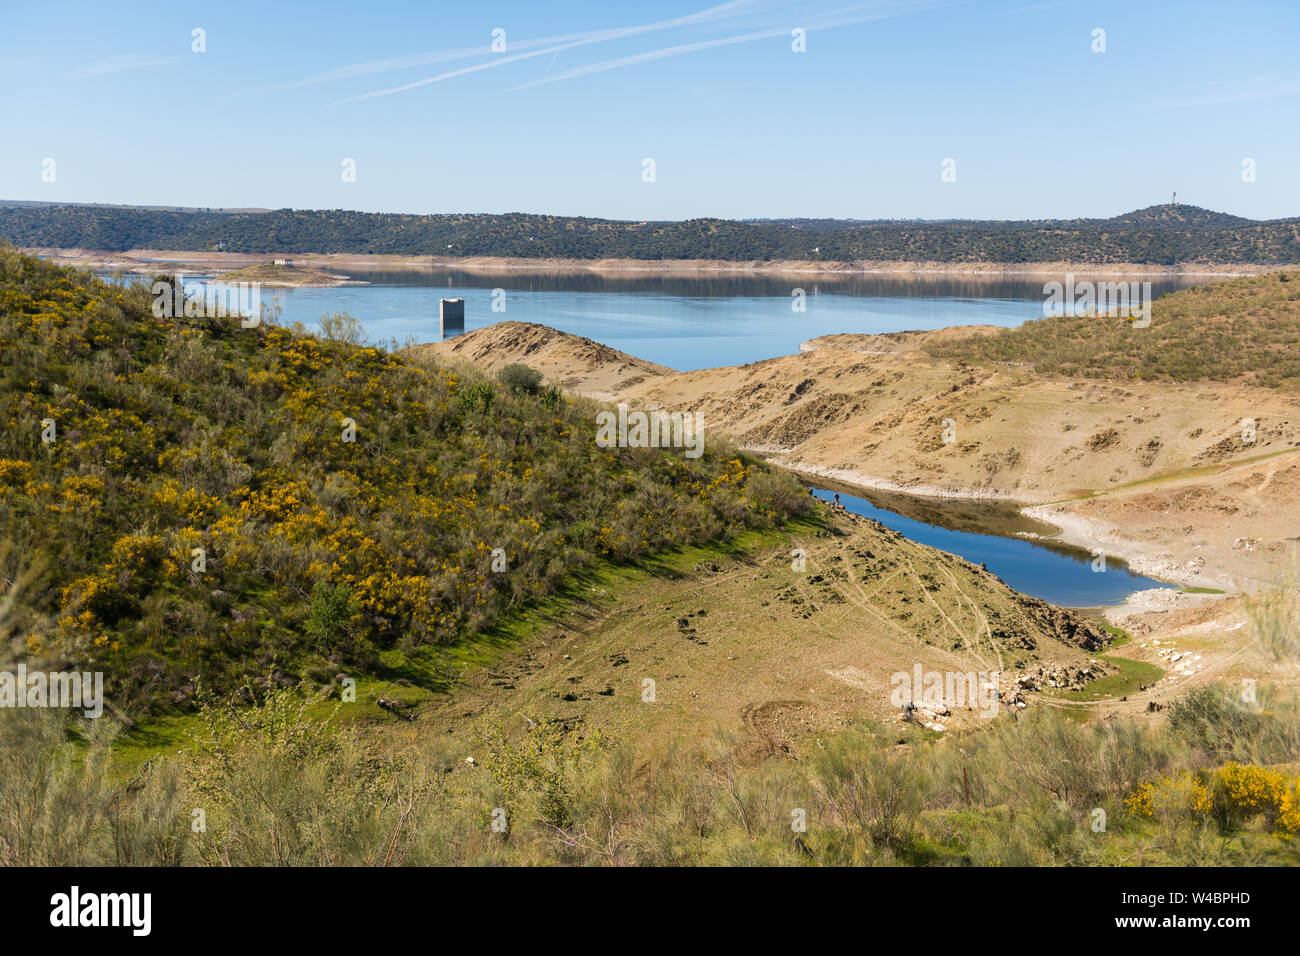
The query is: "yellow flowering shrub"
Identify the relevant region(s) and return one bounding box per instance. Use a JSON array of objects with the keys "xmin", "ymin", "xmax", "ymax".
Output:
[
  {"xmin": 0, "ymin": 458, "xmax": 32, "ymax": 486},
  {"xmin": 1213, "ymin": 763, "xmax": 1290, "ymax": 822},
  {"xmin": 1131, "ymin": 763, "xmax": 1300, "ymax": 839},
  {"xmin": 1279, "ymin": 779, "xmax": 1300, "ymax": 837},
  {"xmin": 1125, "ymin": 772, "xmax": 1213, "ymax": 821}
]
